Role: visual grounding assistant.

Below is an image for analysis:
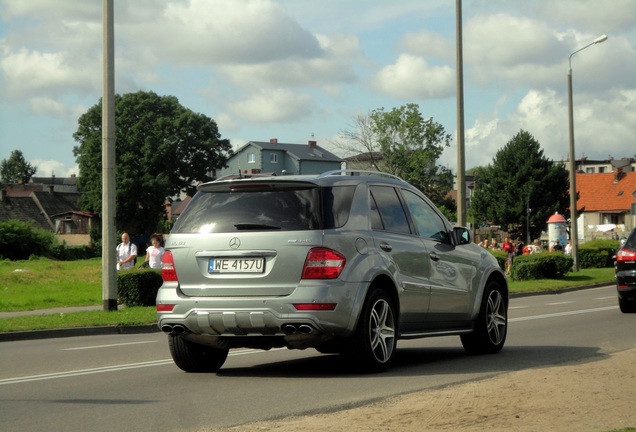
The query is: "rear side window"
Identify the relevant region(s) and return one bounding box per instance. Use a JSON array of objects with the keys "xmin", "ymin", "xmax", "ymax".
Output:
[
  {"xmin": 369, "ymin": 186, "xmax": 411, "ymax": 235},
  {"xmin": 172, "ymin": 185, "xmax": 355, "ymax": 234}
]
